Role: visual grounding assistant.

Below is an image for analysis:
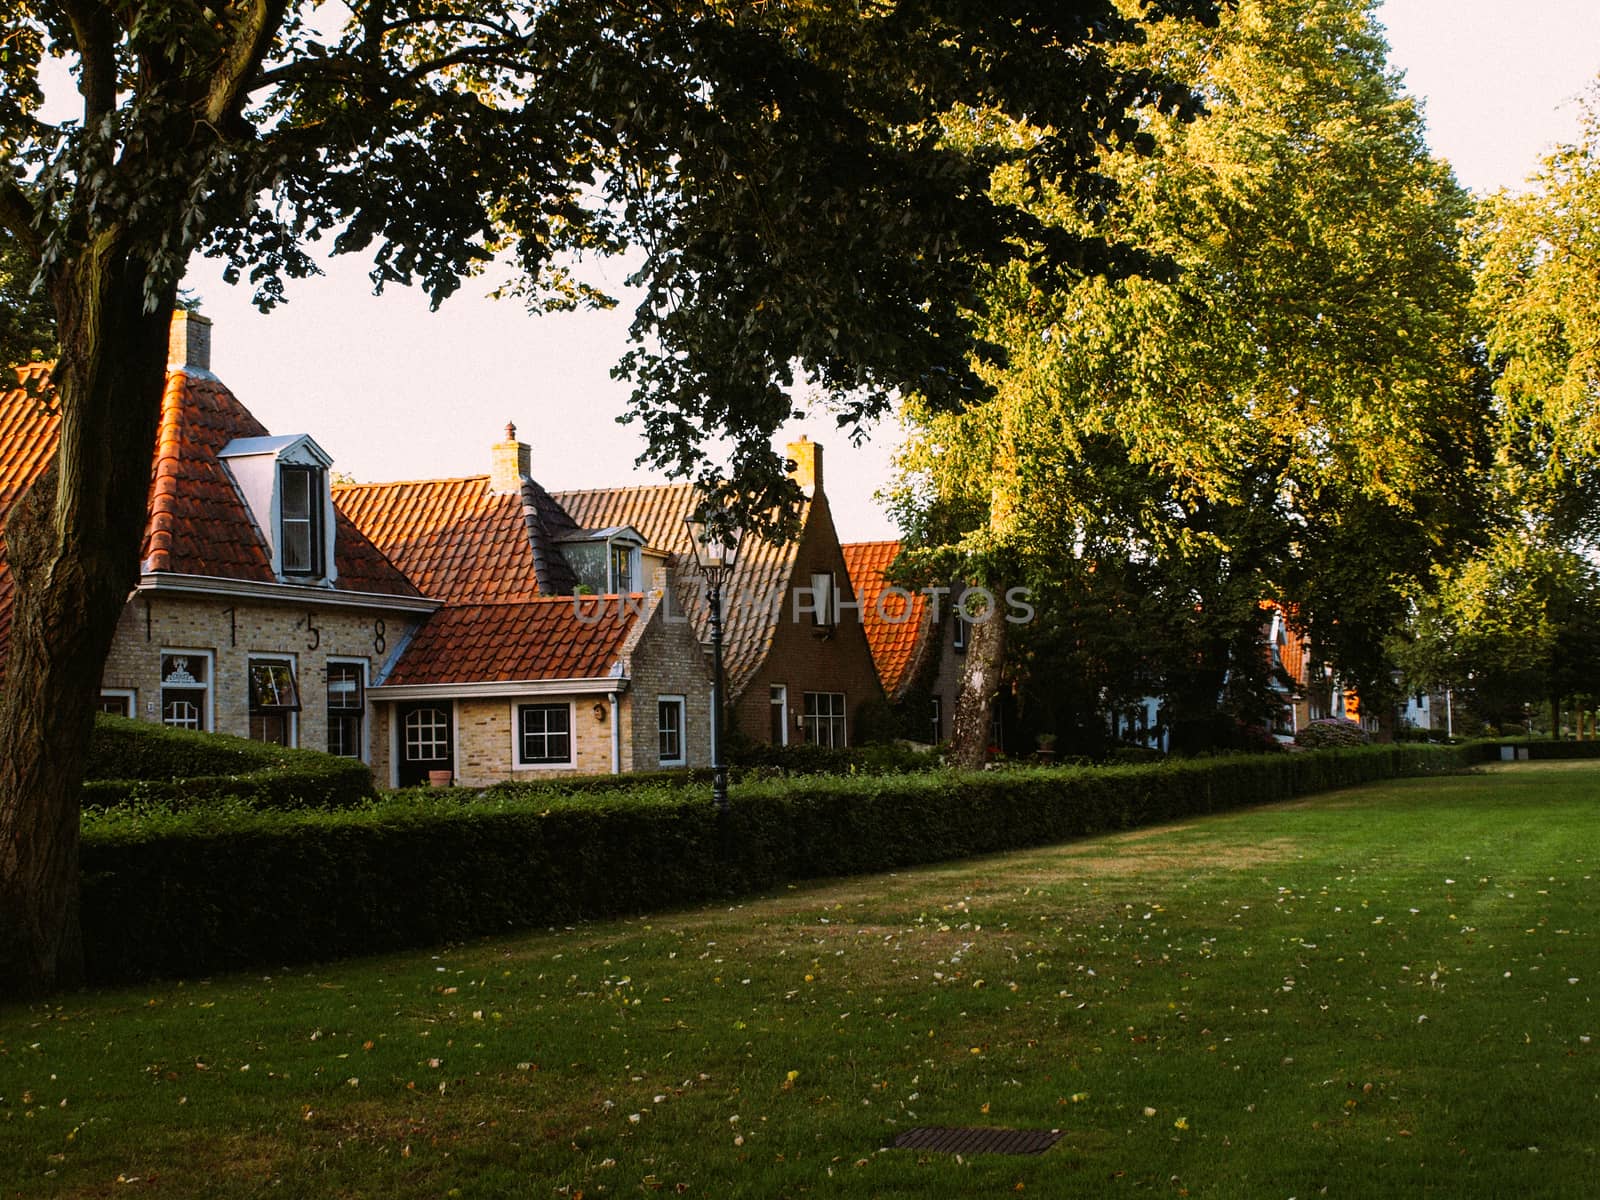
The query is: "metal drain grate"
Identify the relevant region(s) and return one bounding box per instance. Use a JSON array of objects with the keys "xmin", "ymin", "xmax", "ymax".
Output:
[{"xmin": 890, "ymin": 1127, "xmax": 1064, "ymax": 1156}]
